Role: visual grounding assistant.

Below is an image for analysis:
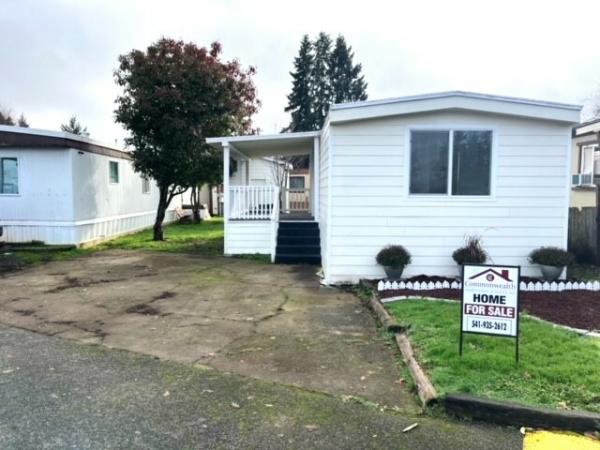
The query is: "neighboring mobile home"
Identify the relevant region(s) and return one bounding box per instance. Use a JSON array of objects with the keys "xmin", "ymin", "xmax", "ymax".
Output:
[
  {"xmin": 207, "ymin": 91, "xmax": 581, "ymax": 284},
  {"xmin": 570, "ymin": 118, "xmax": 600, "ymax": 208},
  {"xmin": 0, "ymin": 125, "xmax": 178, "ymax": 245}
]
